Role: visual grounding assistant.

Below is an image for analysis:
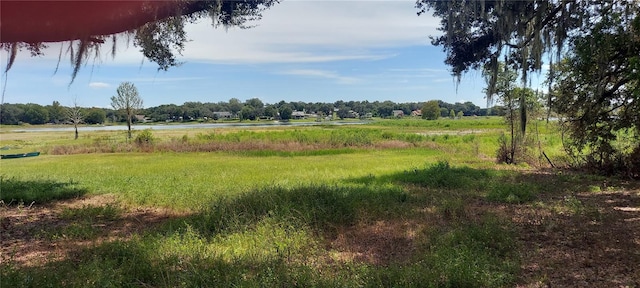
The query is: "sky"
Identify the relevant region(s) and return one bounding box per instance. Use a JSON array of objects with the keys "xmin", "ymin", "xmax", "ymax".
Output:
[{"xmin": 1, "ymin": 0, "xmax": 545, "ymax": 109}]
